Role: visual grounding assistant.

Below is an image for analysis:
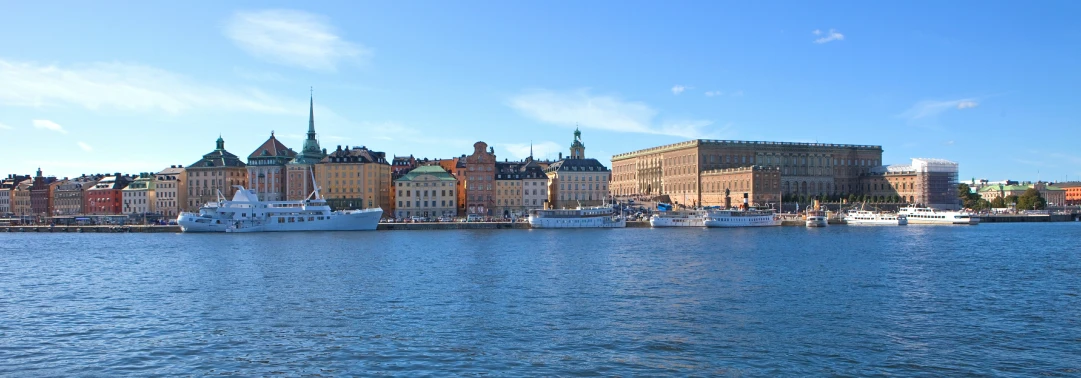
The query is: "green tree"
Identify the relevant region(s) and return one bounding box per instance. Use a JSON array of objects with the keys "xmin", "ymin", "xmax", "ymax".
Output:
[
  {"xmin": 1004, "ymin": 194, "xmax": 1019, "ymax": 206},
  {"xmin": 957, "ymin": 183, "xmax": 981, "ymax": 209},
  {"xmin": 991, "ymin": 197, "xmax": 1006, "ymax": 208},
  {"xmin": 974, "ymin": 198, "xmax": 991, "ymax": 211},
  {"xmin": 1017, "ymin": 188, "xmax": 1047, "ymax": 210}
]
